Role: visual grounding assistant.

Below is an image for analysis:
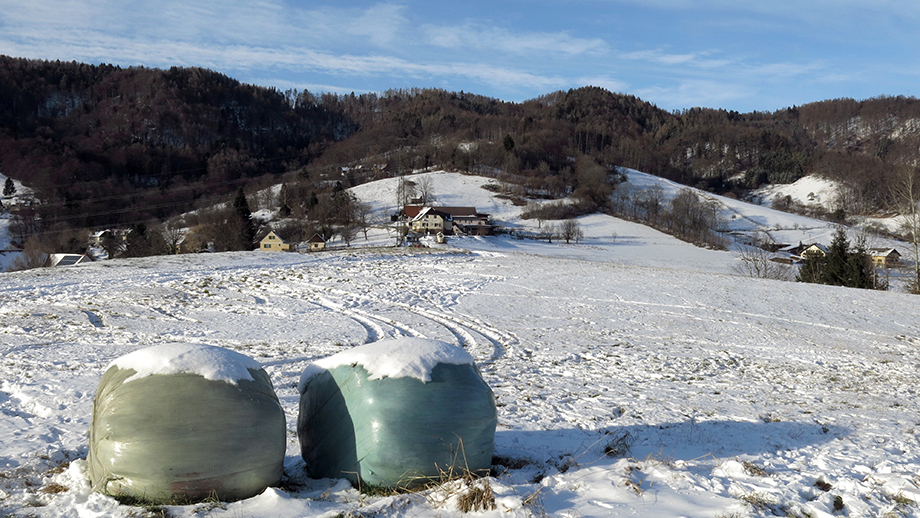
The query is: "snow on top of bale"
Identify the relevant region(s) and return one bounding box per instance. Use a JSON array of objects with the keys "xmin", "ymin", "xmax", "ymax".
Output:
[
  {"xmin": 111, "ymin": 343, "xmax": 262, "ymax": 385},
  {"xmin": 298, "ymin": 337, "xmax": 473, "ymax": 393}
]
